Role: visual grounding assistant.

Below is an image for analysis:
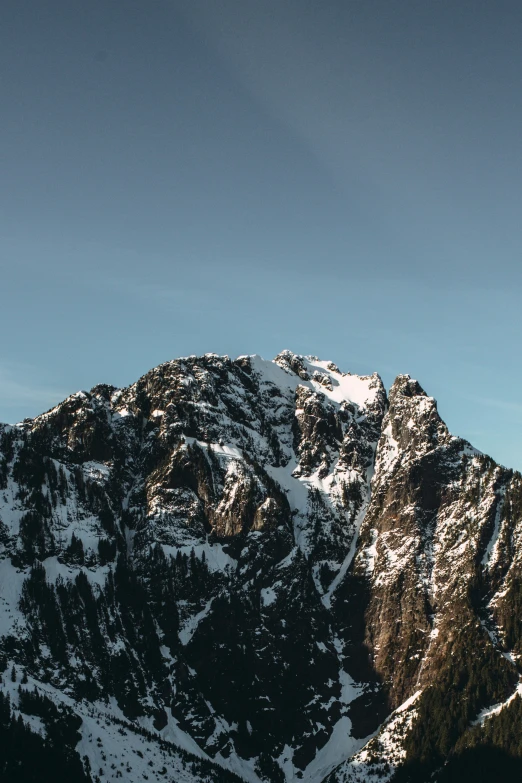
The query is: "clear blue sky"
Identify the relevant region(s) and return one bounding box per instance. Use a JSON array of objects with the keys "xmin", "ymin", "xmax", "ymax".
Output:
[{"xmin": 1, "ymin": 0, "xmax": 522, "ymax": 469}]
